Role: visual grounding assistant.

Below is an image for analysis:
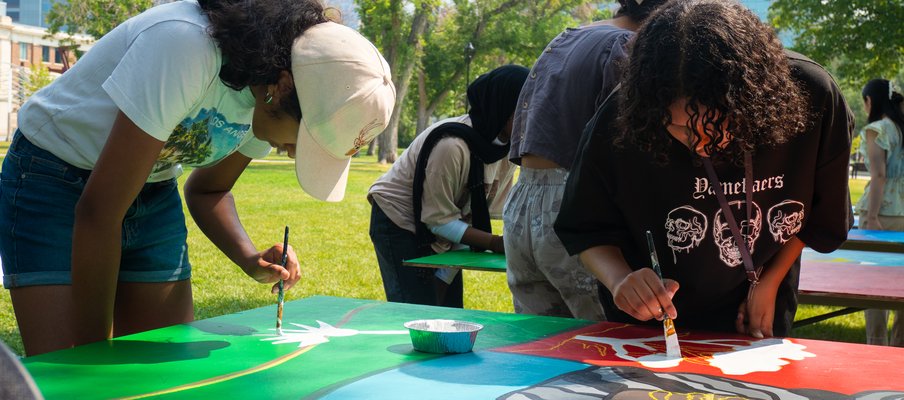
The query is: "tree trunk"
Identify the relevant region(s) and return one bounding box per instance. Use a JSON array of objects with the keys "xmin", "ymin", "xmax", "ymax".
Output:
[
  {"xmin": 377, "ymin": 110, "xmax": 400, "ymax": 164},
  {"xmin": 416, "ymin": 69, "xmax": 450, "ymax": 134},
  {"xmin": 377, "ymin": 3, "xmax": 432, "ymax": 164},
  {"xmin": 416, "ymin": 71, "xmax": 429, "ymax": 135},
  {"xmin": 413, "ymin": 0, "xmax": 525, "ymax": 133}
]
